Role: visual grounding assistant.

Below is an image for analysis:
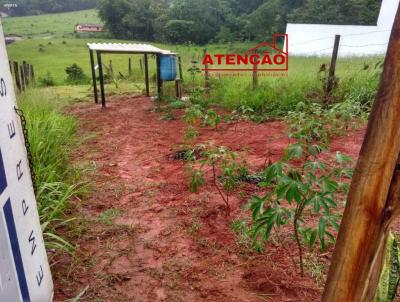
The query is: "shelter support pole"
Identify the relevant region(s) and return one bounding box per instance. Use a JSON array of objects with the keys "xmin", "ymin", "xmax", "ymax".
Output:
[
  {"xmin": 144, "ymin": 54, "xmax": 150, "ymax": 97},
  {"xmin": 97, "ymin": 51, "xmax": 106, "ymax": 107},
  {"xmin": 156, "ymin": 54, "xmax": 162, "ymax": 100},
  {"xmin": 322, "ymin": 6, "xmax": 400, "ymax": 301},
  {"xmin": 89, "ymin": 49, "xmax": 98, "ymax": 104}
]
